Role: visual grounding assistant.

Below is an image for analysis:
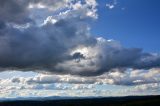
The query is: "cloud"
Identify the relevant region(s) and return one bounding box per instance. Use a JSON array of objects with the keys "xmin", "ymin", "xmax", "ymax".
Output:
[
  {"xmin": 2, "ymin": 68, "xmax": 158, "ymax": 86},
  {"xmin": 10, "ymin": 74, "xmax": 95, "ymax": 85},
  {"xmin": 106, "ymin": 0, "xmax": 117, "ymax": 9},
  {"xmin": 0, "ymin": 69, "xmax": 160, "ymax": 98},
  {"xmin": 55, "ymin": 38, "xmax": 160, "ymax": 76},
  {"xmin": 134, "ymin": 83, "xmax": 160, "ymax": 91},
  {"xmin": 104, "ymin": 68, "xmax": 160, "ymax": 85},
  {"xmin": 0, "ymin": 75, "xmax": 95, "ymax": 91},
  {"xmin": 0, "ymin": 0, "xmax": 160, "ymax": 77},
  {"xmin": 106, "ymin": 4, "xmax": 115, "ymax": 9},
  {"xmin": 28, "ymin": 0, "xmax": 67, "ymax": 10},
  {"xmin": 0, "ymin": 0, "xmax": 30, "ymax": 25}
]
